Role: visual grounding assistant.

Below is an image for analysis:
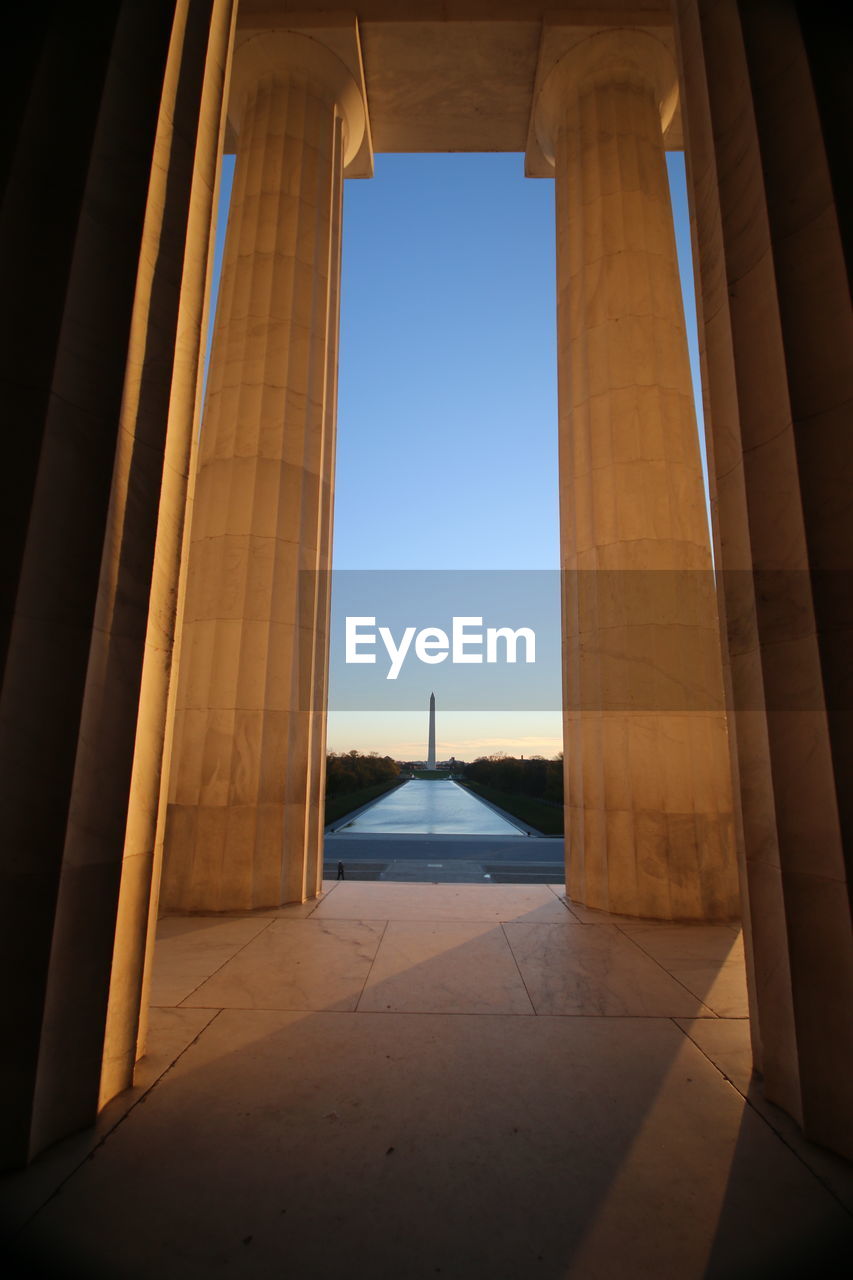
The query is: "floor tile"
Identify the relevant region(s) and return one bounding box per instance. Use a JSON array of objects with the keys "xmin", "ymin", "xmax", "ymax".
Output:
[
  {"xmin": 620, "ymin": 924, "xmax": 742, "ymax": 964},
  {"xmin": 5, "ymin": 887, "xmax": 850, "ymax": 1280},
  {"xmin": 504, "ymin": 922, "xmax": 711, "ymax": 1016},
  {"xmin": 358, "ymin": 920, "xmax": 535, "ymax": 1014},
  {"xmin": 675, "ymin": 1017, "xmax": 755, "ymax": 1094},
  {"xmin": 0, "ymin": 1006, "xmax": 217, "ymax": 1233},
  {"xmin": 560, "ymin": 897, "xmax": 652, "ymax": 924},
  {"xmin": 621, "ymin": 925, "xmax": 748, "ymax": 1016},
  {"xmin": 150, "ymin": 917, "xmax": 274, "ymax": 1006},
  {"xmin": 216, "ymin": 900, "xmax": 326, "ymax": 919},
  {"xmin": 676, "ymin": 1016, "xmax": 853, "ymax": 1213},
  {"xmin": 12, "ymin": 1011, "xmax": 850, "ymax": 1280},
  {"xmin": 180, "ymin": 919, "xmax": 386, "ymax": 1011},
  {"xmin": 312, "ymin": 881, "xmax": 570, "ymax": 923}
]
